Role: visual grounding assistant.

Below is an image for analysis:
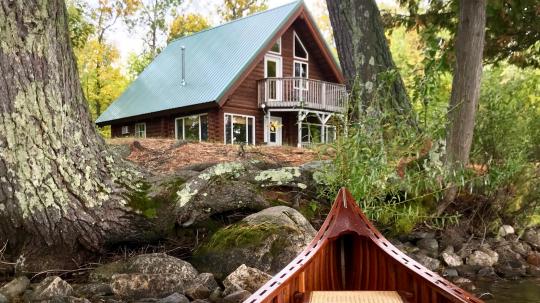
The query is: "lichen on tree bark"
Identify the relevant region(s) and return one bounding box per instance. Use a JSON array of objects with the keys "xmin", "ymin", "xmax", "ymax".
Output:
[{"xmin": 0, "ymin": 0, "xmax": 150, "ymax": 269}]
